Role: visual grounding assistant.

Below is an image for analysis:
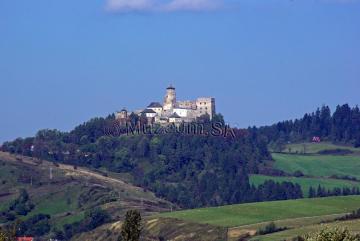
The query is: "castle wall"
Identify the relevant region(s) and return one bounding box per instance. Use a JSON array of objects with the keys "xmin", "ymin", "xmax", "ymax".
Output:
[
  {"xmin": 196, "ymin": 97, "xmax": 215, "ymax": 119},
  {"xmin": 177, "ymin": 100, "xmax": 197, "ymax": 110}
]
